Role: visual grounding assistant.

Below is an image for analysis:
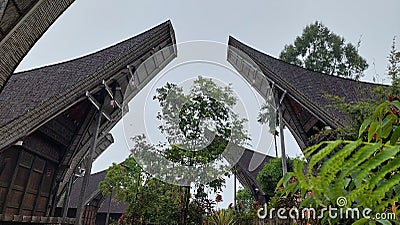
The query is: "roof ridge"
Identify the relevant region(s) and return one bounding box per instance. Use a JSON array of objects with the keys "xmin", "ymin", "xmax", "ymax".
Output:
[
  {"xmin": 13, "ymin": 20, "xmax": 172, "ymax": 77},
  {"xmin": 228, "ymin": 36, "xmax": 387, "ymax": 87}
]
